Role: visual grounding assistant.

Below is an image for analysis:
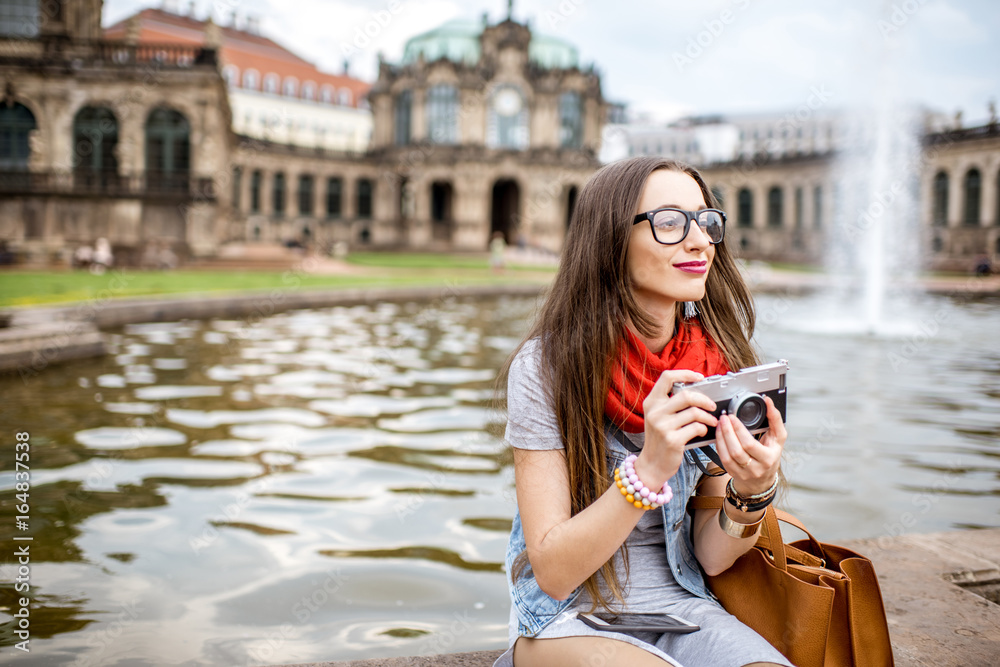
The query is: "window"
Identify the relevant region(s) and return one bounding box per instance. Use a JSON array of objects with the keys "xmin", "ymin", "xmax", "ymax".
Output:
[
  {"xmin": 813, "ymin": 185, "xmax": 823, "ymax": 228},
  {"xmin": 794, "ymin": 187, "xmax": 803, "ymax": 228},
  {"xmin": 263, "ymin": 73, "xmax": 279, "ymax": 94},
  {"xmin": 0, "ymin": 0, "xmax": 40, "ymax": 38},
  {"xmin": 326, "ymin": 177, "xmax": 342, "ymax": 218},
  {"xmin": 737, "ymin": 188, "xmax": 753, "ymax": 228},
  {"xmin": 487, "ymin": 84, "xmax": 529, "ymax": 149},
  {"xmin": 298, "ymin": 174, "xmax": 314, "ymax": 216},
  {"xmin": 932, "ymin": 171, "xmax": 948, "ymax": 226},
  {"xmin": 426, "ymin": 84, "xmax": 458, "ymax": 144},
  {"xmin": 250, "ymin": 170, "xmax": 262, "ymax": 213},
  {"xmin": 320, "ymin": 85, "xmax": 334, "ymax": 104},
  {"xmin": 0, "ymin": 103, "xmax": 35, "ymax": 170},
  {"xmin": 273, "ymin": 172, "xmax": 286, "ymax": 217},
  {"xmin": 283, "ymin": 77, "xmax": 298, "ymax": 97},
  {"xmin": 222, "ymin": 65, "xmax": 239, "ymax": 87},
  {"xmin": 242, "ymin": 69, "xmax": 259, "ymax": 90},
  {"xmin": 338, "ymin": 88, "xmax": 353, "ymax": 106},
  {"xmin": 357, "ymin": 178, "xmax": 373, "ymax": 219},
  {"xmin": 768, "ymin": 186, "xmax": 783, "ymax": 227},
  {"xmin": 302, "ymin": 81, "xmax": 316, "ymax": 101},
  {"xmin": 73, "ymin": 106, "xmax": 118, "ymax": 179},
  {"xmin": 145, "ymin": 107, "xmax": 190, "ymax": 193},
  {"xmin": 232, "ymin": 166, "xmax": 242, "ymax": 211},
  {"xmin": 964, "ymin": 168, "xmax": 981, "ymax": 226},
  {"xmin": 394, "ymin": 90, "xmax": 412, "ymax": 145},
  {"xmin": 559, "ymin": 91, "xmax": 583, "ymax": 148}
]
